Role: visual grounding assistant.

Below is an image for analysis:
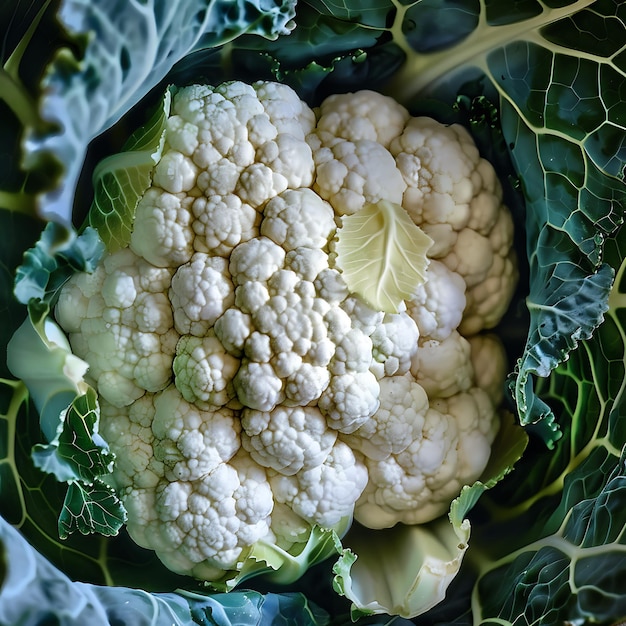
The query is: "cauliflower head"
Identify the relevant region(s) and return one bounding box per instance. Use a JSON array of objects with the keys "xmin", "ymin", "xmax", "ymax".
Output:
[{"xmin": 55, "ymin": 80, "xmax": 518, "ymax": 584}]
